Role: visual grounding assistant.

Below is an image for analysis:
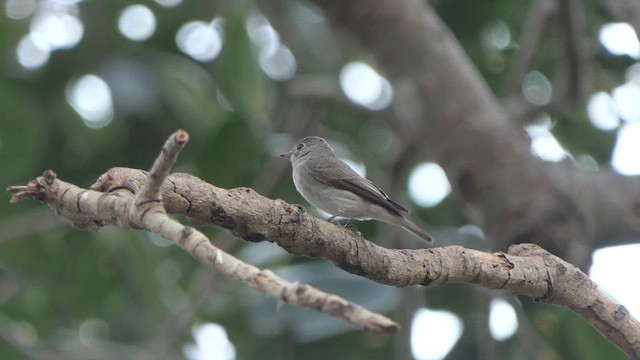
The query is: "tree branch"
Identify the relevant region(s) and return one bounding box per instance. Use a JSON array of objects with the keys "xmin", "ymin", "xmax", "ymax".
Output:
[
  {"xmin": 7, "ymin": 130, "xmax": 640, "ymax": 357},
  {"xmin": 7, "ymin": 130, "xmax": 398, "ymax": 335}
]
